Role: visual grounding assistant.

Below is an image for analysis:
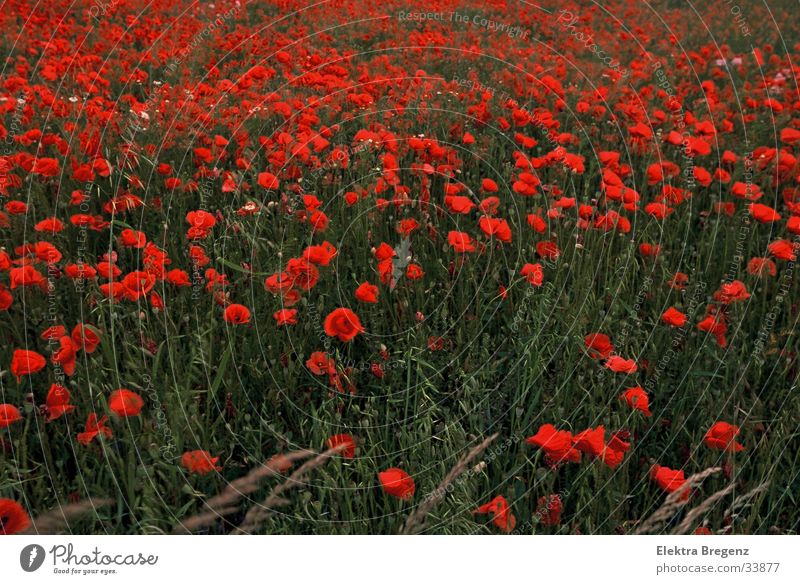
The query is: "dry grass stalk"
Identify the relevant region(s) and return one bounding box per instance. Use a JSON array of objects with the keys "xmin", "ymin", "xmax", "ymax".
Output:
[
  {"xmin": 671, "ymin": 481, "xmax": 736, "ymax": 534},
  {"xmin": 173, "ymin": 449, "xmax": 316, "ymax": 534},
  {"xmin": 633, "ymin": 466, "xmax": 721, "ymax": 535},
  {"xmin": 233, "ymin": 444, "xmax": 345, "ymax": 534},
  {"xmin": 21, "ymin": 498, "xmax": 113, "ymax": 535},
  {"xmin": 400, "ymin": 433, "xmax": 499, "ymax": 535},
  {"xmin": 717, "ymin": 481, "xmax": 771, "ymax": 533},
  {"xmin": 724, "ymin": 481, "xmax": 770, "ymax": 517},
  {"xmin": 671, "ymin": 479, "xmax": 771, "ymax": 535}
]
